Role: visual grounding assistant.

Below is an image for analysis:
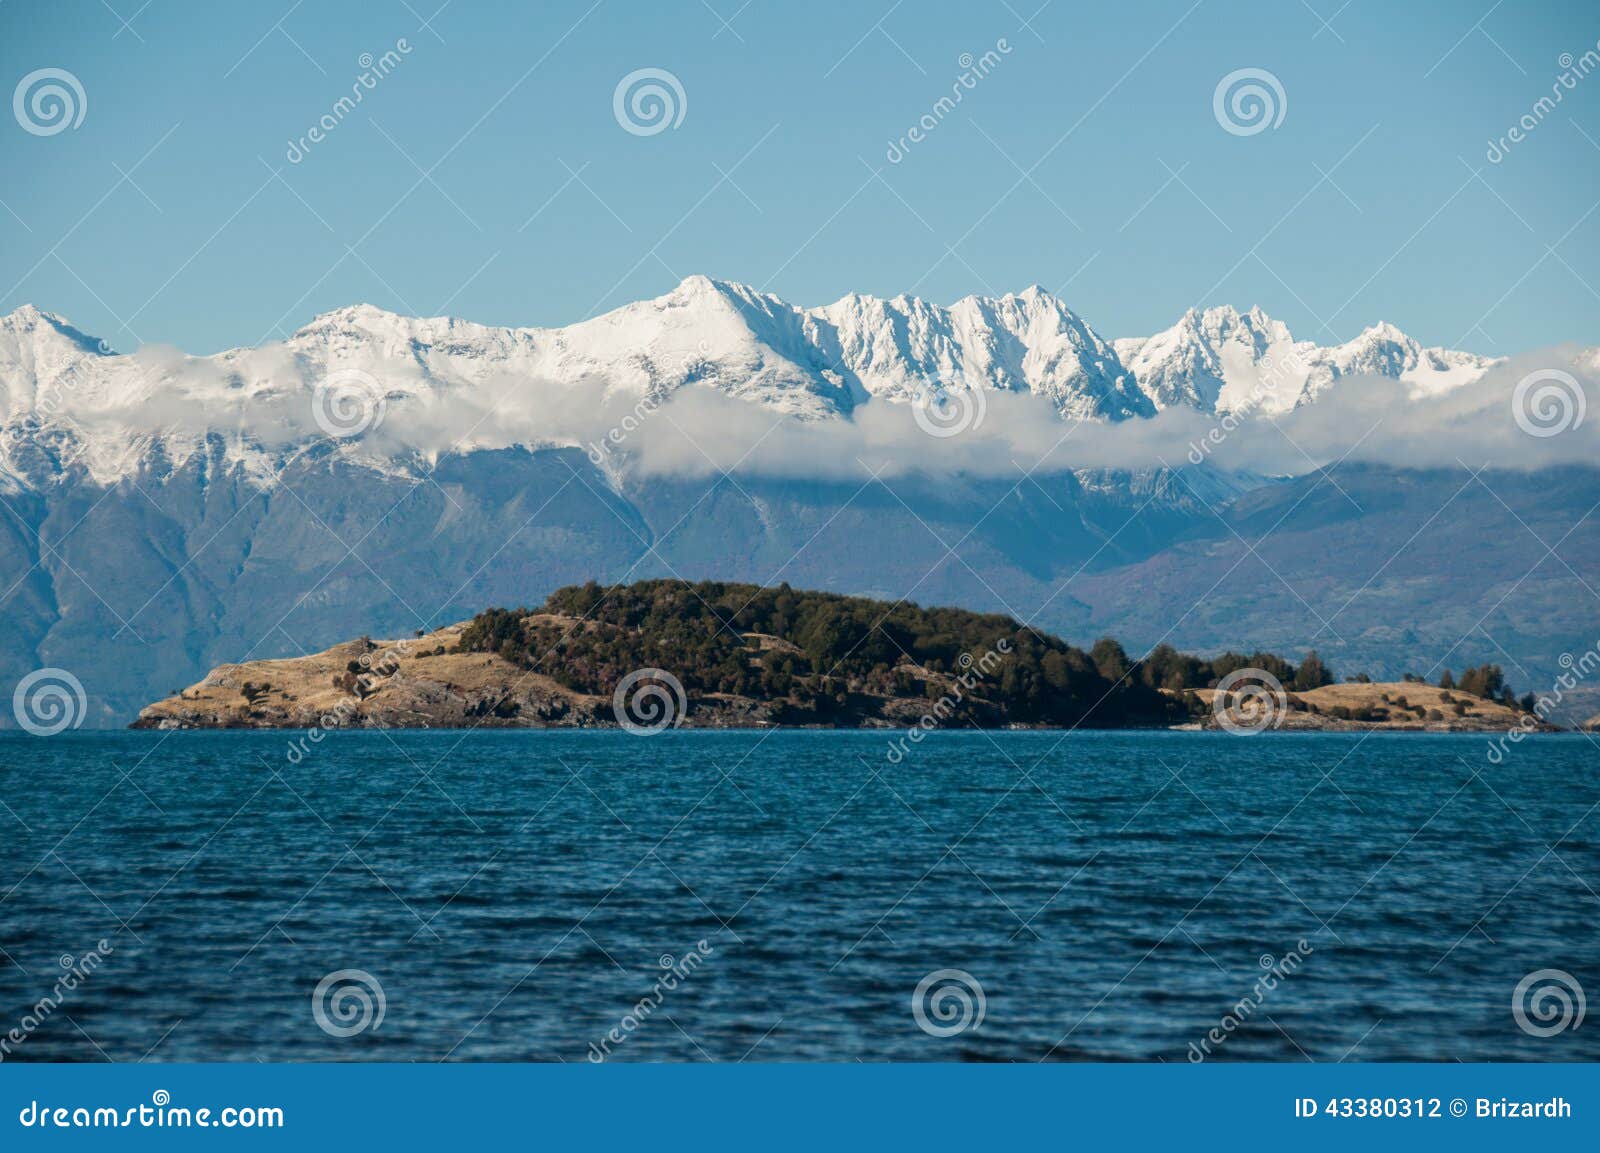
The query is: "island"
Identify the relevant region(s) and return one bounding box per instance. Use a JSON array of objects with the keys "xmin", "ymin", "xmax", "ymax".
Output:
[{"xmin": 132, "ymin": 580, "xmax": 1551, "ymax": 733}]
